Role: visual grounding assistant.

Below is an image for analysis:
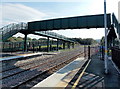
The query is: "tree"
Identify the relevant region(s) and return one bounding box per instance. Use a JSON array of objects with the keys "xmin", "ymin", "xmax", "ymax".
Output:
[
  {"xmin": 32, "ymin": 38, "xmax": 37, "ymax": 41},
  {"xmin": 6, "ymin": 37, "xmax": 16, "ymax": 42},
  {"xmin": 100, "ymin": 36, "xmax": 105, "ymax": 46},
  {"xmin": 27, "ymin": 37, "xmax": 32, "ymax": 41},
  {"xmin": 38, "ymin": 38, "xmax": 47, "ymax": 41},
  {"xmin": 16, "ymin": 36, "xmax": 24, "ymax": 42},
  {"xmin": 73, "ymin": 38, "xmax": 97, "ymax": 45}
]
